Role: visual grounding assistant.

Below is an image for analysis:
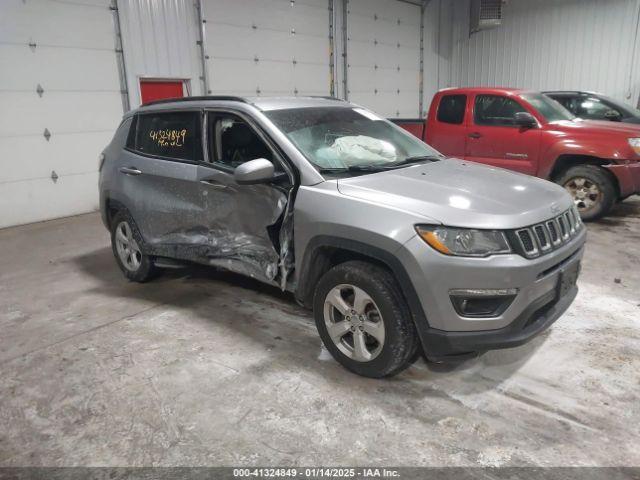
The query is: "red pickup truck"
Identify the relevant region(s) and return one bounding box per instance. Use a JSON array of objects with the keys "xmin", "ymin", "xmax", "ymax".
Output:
[{"xmin": 394, "ymin": 87, "xmax": 640, "ymax": 220}]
